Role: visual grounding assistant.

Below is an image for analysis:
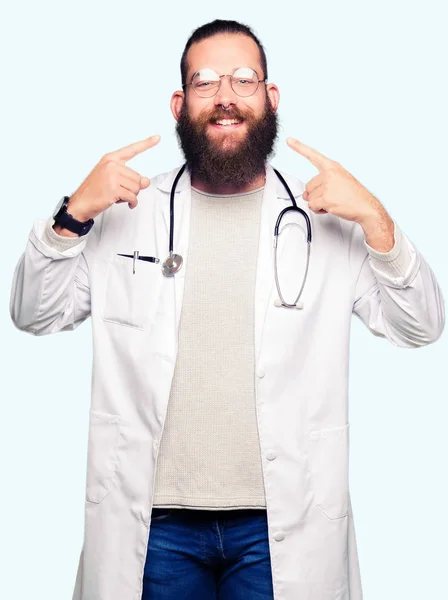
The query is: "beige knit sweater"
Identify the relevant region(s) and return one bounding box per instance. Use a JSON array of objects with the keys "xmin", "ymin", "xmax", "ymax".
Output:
[{"xmin": 152, "ymin": 186, "xmax": 267, "ymax": 510}]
